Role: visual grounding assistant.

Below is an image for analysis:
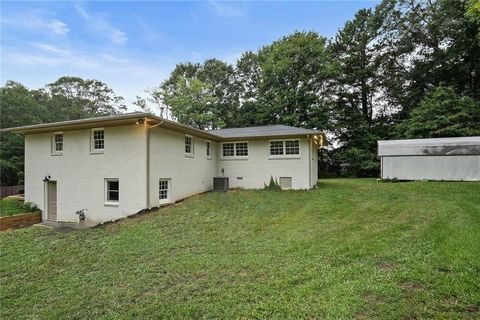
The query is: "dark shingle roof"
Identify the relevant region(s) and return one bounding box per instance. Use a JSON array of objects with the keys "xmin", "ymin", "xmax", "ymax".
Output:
[{"xmin": 210, "ymin": 124, "xmax": 320, "ymax": 139}]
